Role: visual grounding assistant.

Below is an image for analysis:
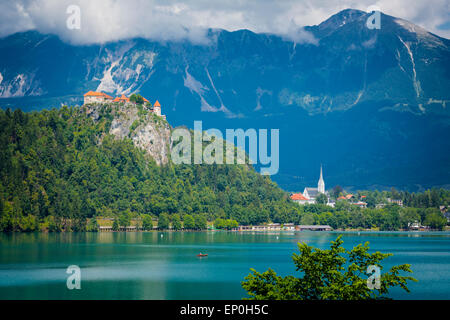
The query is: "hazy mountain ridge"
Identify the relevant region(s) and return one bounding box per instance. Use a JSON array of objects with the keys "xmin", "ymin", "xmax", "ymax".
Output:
[{"xmin": 0, "ymin": 9, "xmax": 449, "ymax": 191}]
